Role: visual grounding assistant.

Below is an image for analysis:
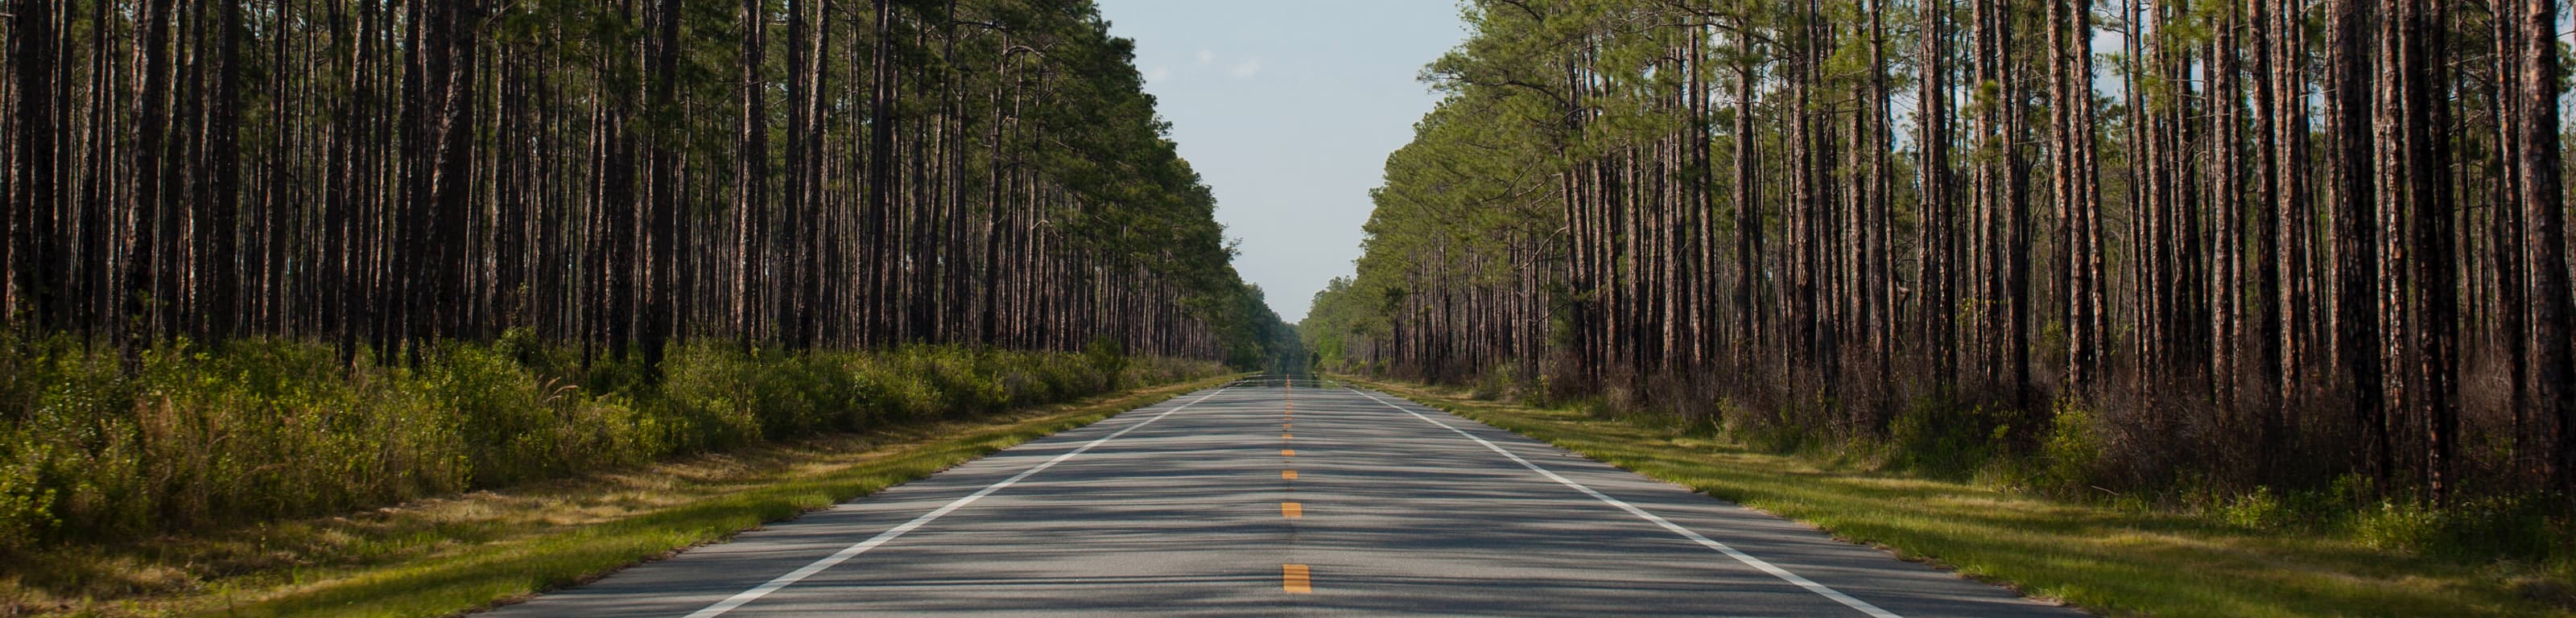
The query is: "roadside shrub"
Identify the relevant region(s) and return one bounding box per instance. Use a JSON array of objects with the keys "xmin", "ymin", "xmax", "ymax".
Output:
[
  {"xmin": 0, "ymin": 335, "xmax": 1224, "ymax": 554},
  {"xmin": 2354, "ymin": 499, "xmax": 2450, "ymax": 554},
  {"xmin": 0, "ymin": 447, "xmax": 53, "ymax": 552},
  {"xmin": 1472, "ymin": 364, "xmax": 1520, "ymax": 402},
  {"xmin": 1085, "ymin": 338, "xmax": 1129, "ymax": 390},
  {"xmin": 2353, "ymin": 494, "xmax": 2569, "ymax": 559},
  {"xmin": 657, "ymin": 345, "xmax": 779, "ymax": 450},
  {"xmin": 2220, "ymin": 488, "xmax": 2290, "ymax": 530},
  {"xmin": 2036, "ymin": 403, "xmax": 2104, "ymax": 493},
  {"xmin": 1881, "ymin": 398, "xmax": 2017, "ymax": 481},
  {"xmin": 423, "ymin": 343, "xmax": 567, "ymax": 486},
  {"xmin": 1123, "ymin": 355, "xmax": 1220, "ymax": 389}
]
